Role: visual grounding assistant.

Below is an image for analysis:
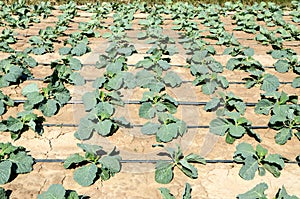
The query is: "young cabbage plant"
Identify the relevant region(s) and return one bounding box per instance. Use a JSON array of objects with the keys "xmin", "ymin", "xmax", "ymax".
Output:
[
  {"xmin": 0, "ymin": 142, "xmax": 34, "ymax": 184},
  {"xmin": 226, "ymin": 53, "xmax": 264, "ymax": 72},
  {"xmin": 59, "ymin": 1, "xmax": 78, "ymax": 18},
  {"xmin": 255, "ymin": 26, "xmax": 283, "ymax": 50},
  {"xmin": 223, "ymin": 46, "xmax": 254, "ymax": 57},
  {"xmin": 237, "ymin": 183, "xmax": 299, "ymax": 199},
  {"xmin": 188, "ymin": 50, "xmax": 228, "ymax": 95},
  {"xmin": 153, "ymin": 144, "xmax": 206, "ymax": 184},
  {"xmin": 232, "ymin": 13, "xmax": 259, "ymax": 34},
  {"xmin": 0, "ymin": 52, "xmax": 37, "ymax": 88},
  {"xmin": 31, "ymin": 1, "xmax": 54, "ymax": 19},
  {"xmin": 159, "ymin": 183, "xmax": 192, "ymax": 199},
  {"xmin": 64, "ymin": 144, "xmax": 121, "ymax": 186},
  {"xmin": 268, "ymin": 104, "xmax": 300, "ymax": 145},
  {"xmin": 234, "ymin": 142, "xmax": 285, "ymax": 180},
  {"xmin": 0, "ymin": 29, "xmax": 16, "ymax": 53},
  {"xmin": 22, "ymin": 82, "xmax": 71, "ymax": 117},
  {"xmin": 38, "ymin": 184, "xmax": 89, "ymax": 199},
  {"xmin": 0, "ymin": 187, "xmax": 8, "ymax": 199},
  {"xmin": 204, "ymin": 91, "xmax": 246, "ymax": 115},
  {"xmin": 243, "ymin": 70, "xmax": 280, "ymax": 92},
  {"xmin": 0, "ymin": 110, "xmax": 44, "ymax": 140},
  {"xmin": 46, "ymin": 56, "xmax": 85, "ymax": 86},
  {"xmin": 25, "ymin": 35, "xmax": 54, "ymax": 55},
  {"xmin": 270, "ymin": 49, "xmax": 300, "ymax": 75},
  {"xmin": 139, "ymin": 91, "xmax": 178, "ymax": 119},
  {"xmin": 142, "ymin": 112, "xmax": 187, "ymax": 143},
  {"xmin": 75, "ymin": 90, "xmax": 129, "ymax": 140},
  {"xmin": 0, "ymin": 90, "xmax": 14, "ymax": 116},
  {"xmin": 95, "ymin": 56, "xmax": 136, "ymax": 91},
  {"xmin": 255, "ymin": 91, "xmax": 298, "ymax": 115},
  {"xmin": 209, "ymin": 111, "xmax": 261, "ymax": 144}
]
